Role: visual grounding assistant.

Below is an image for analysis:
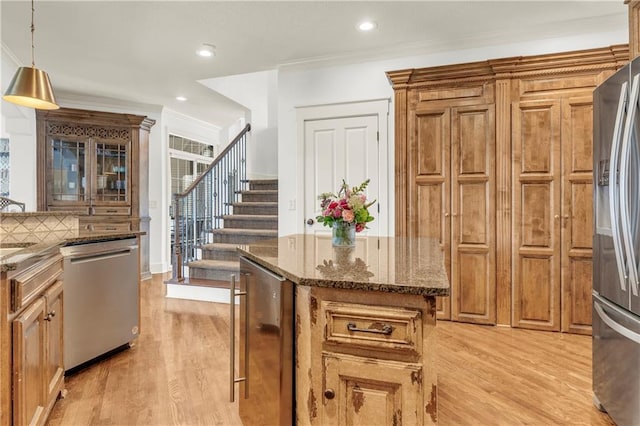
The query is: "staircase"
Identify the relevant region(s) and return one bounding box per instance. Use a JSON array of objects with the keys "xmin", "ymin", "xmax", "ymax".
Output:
[{"xmin": 187, "ymin": 179, "xmax": 278, "ymax": 282}]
